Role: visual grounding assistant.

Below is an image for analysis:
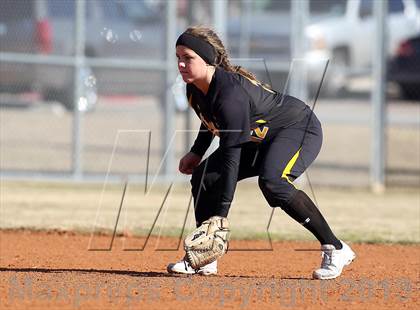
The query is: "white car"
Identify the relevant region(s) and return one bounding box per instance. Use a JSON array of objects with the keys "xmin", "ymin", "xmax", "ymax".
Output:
[{"xmin": 304, "ymin": 0, "xmax": 420, "ymax": 96}]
